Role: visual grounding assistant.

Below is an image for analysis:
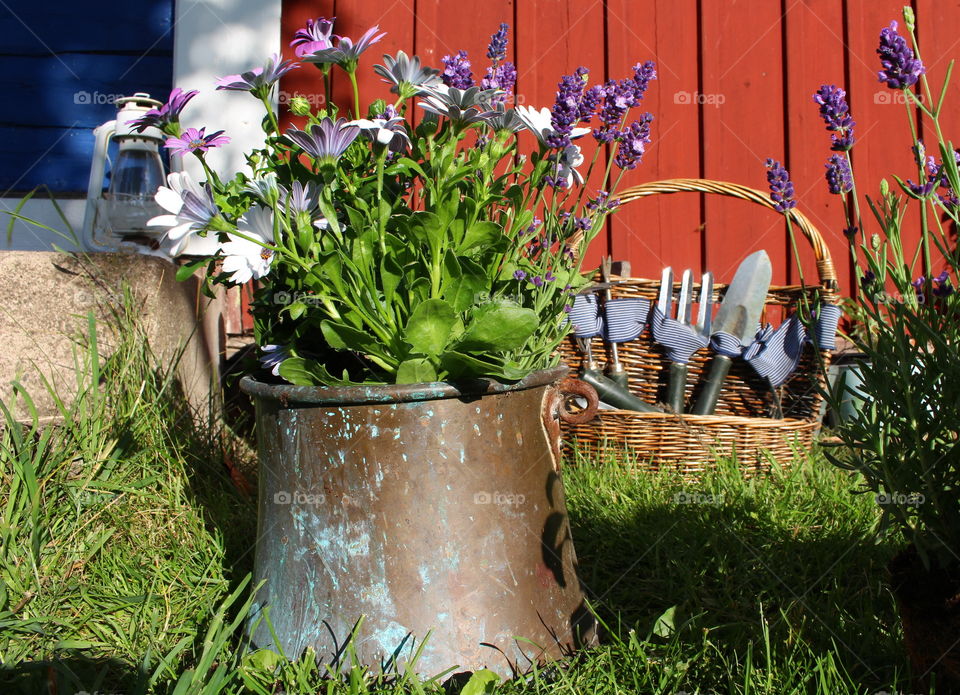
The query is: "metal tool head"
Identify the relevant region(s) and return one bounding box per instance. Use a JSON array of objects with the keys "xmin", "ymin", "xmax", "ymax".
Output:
[
  {"xmin": 657, "ymin": 266, "xmax": 674, "ymax": 316},
  {"xmin": 697, "ymin": 272, "xmax": 714, "ymax": 336},
  {"xmin": 712, "ymin": 250, "xmax": 772, "ymax": 341},
  {"xmin": 677, "ymin": 269, "xmax": 694, "ymax": 323}
]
